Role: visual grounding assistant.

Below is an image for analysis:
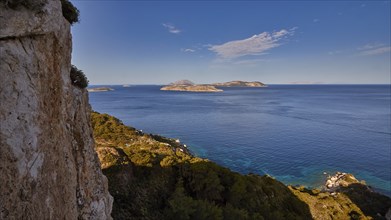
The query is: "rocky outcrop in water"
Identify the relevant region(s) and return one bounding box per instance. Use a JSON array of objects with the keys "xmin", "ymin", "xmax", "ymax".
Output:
[
  {"xmin": 0, "ymin": 1, "xmax": 112, "ymax": 219},
  {"xmin": 87, "ymin": 87, "xmax": 114, "ymax": 92},
  {"xmin": 160, "ymin": 85, "xmax": 223, "ymax": 92},
  {"xmin": 160, "ymin": 80, "xmax": 265, "ymax": 92}
]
